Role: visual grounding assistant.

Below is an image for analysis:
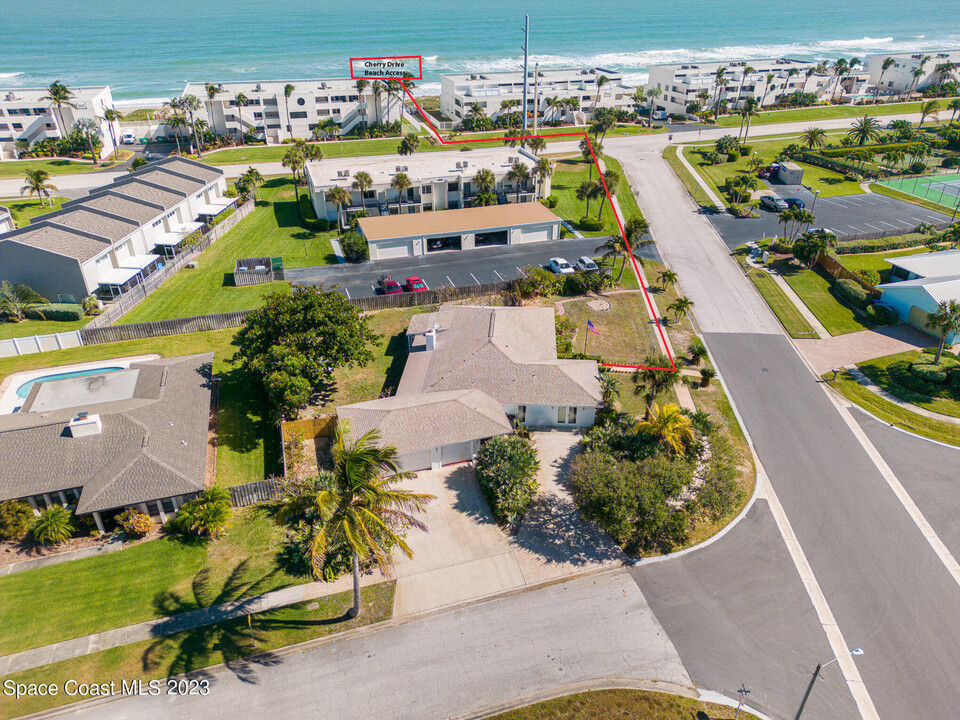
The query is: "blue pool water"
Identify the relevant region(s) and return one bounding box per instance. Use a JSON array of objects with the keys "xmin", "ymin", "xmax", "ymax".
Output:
[{"xmin": 16, "ymin": 367, "xmax": 123, "ymax": 399}]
